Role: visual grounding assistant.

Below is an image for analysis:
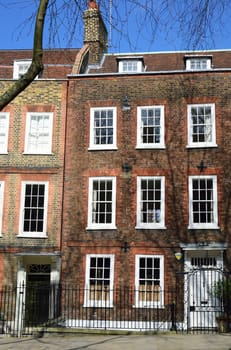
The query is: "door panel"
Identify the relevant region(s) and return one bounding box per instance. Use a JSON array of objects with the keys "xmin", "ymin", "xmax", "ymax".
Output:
[
  {"xmin": 188, "ymin": 268, "xmax": 222, "ymax": 329},
  {"xmin": 25, "ymin": 265, "xmax": 50, "ymax": 326}
]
